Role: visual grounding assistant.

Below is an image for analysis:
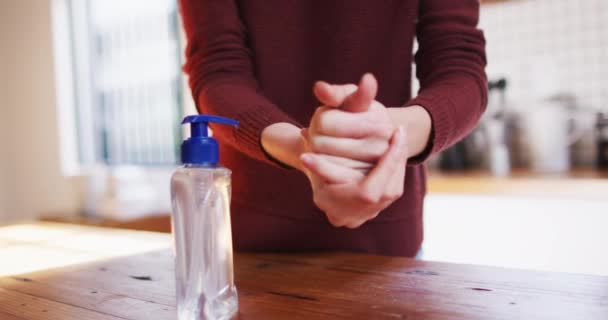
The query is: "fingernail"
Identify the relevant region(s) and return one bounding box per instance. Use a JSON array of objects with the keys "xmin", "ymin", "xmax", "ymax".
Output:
[
  {"xmin": 313, "ymin": 81, "xmax": 328, "ymax": 95},
  {"xmin": 360, "ymin": 74, "xmax": 368, "ymax": 85},
  {"xmin": 300, "ymin": 153, "xmax": 313, "ymax": 164},
  {"xmin": 316, "ymin": 81, "xmax": 329, "ymax": 89},
  {"xmin": 362, "ymin": 73, "xmax": 374, "ymax": 82}
]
